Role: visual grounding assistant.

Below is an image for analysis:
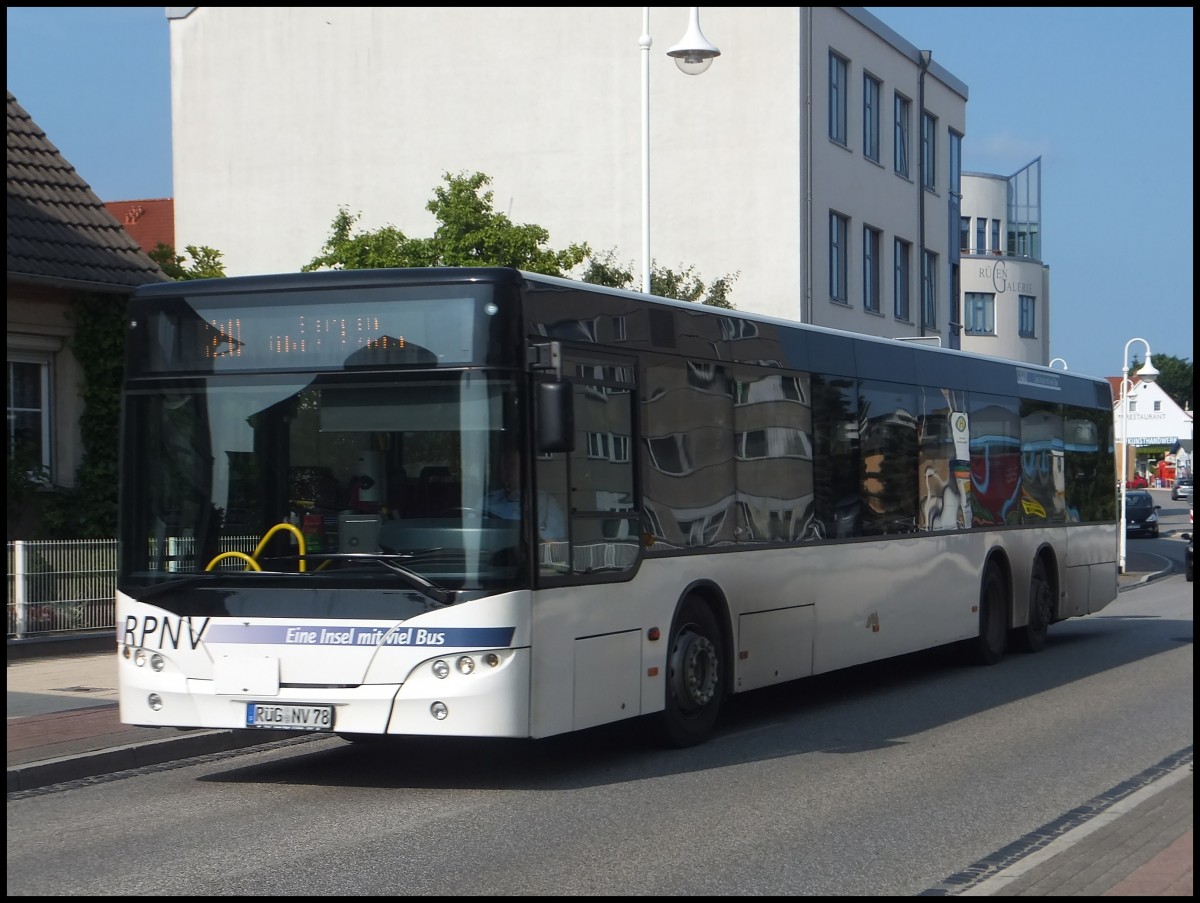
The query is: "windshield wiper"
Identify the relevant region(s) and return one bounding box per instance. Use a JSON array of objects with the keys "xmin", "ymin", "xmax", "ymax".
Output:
[{"xmin": 266, "ymin": 552, "xmax": 457, "ymax": 605}]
